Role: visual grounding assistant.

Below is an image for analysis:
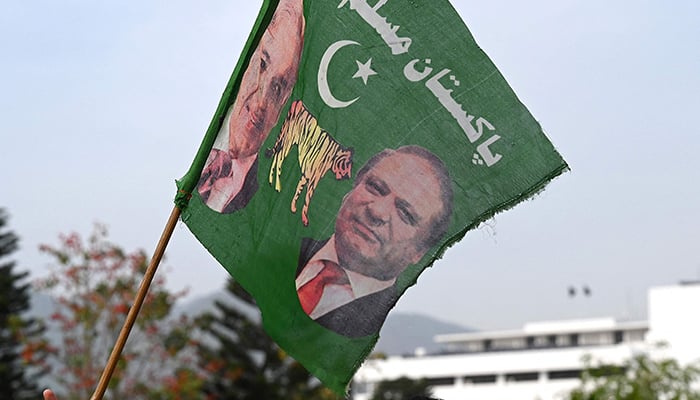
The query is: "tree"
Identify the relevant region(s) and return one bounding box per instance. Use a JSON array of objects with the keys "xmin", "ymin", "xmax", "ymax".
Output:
[
  {"xmin": 369, "ymin": 377, "xmax": 433, "ymax": 400},
  {"xmin": 565, "ymin": 352, "xmax": 700, "ymax": 400},
  {"xmin": 196, "ymin": 278, "xmax": 340, "ymax": 400},
  {"xmin": 0, "ymin": 209, "xmax": 51, "ymax": 400},
  {"xmin": 36, "ymin": 224, "xmax": 203, "ymax": 400}
]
